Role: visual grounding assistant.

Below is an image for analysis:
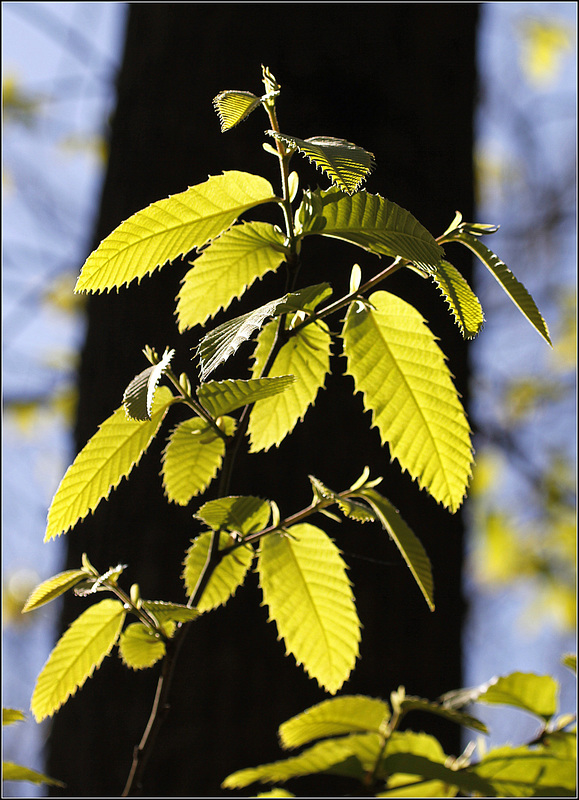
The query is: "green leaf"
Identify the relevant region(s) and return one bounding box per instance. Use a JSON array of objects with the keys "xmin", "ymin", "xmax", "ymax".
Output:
[
  {"xmin": 376, "ymin": 731, "xmax": 487, "ymax": 797},
  {"xmin": 177, "ymin": 222, "xmax": 289, "ymax": 331},
  {"xmin": 75, "ymin": 172, "xmax": 277, "ymax": 293},
  {"xmin": 2, "ymin": 709, "xmax": 25, "ymax": 726},
  {"xmin": 161, "ymin": 416, "xmax": 235, "ymax": 506},
  {"xmin": 477, "ymin": 672, "xmax": 558, "ymax": 721},
  {"xmin": 258, "ymin": 524, "xmax": 361, "ymax": 694},
  {"xmin": 118, "ymin": 622, "xmax": 167, "ymax": 670},
  {"xmin": 183, "ymin": 531, "xmax": 254, "ymax": 612},
  {"xmin": 2, "ymin": 761, "xmax": 64, "ymax": 787},
  {"xmin": 472, "ymin": 743, "xmax": 576, "ymax": 796},
  {"xmin": 562, "ymin": 654, "xmax": 576, "ymax": 673},
  {"xmin": 222, "ymin": 732, "xmax": 382, "ymax": 789},
  {"xmin": 431, "ymin": 261, "xmax": 485, "ymax": 339},
  {"xmin": 343, "ymin": 292, "xmax": 473, "ymax": 512},
  {"xmin": 45, "ymin": 386, "xmax": 174, "ymax": 540},
  {"xmin": 31, "ymin": 599, "xmax": 126, "ymax": 721},
  {"xmin": 279, "ymin": 695, "xmax": 390, "ymax": 749},
  {"xmin": 22, "ymin": 569, "xmax": 87, "ymax": 613},
  {"xmin": 139, "ymin": 600, "xmax": 199, "ymax": 625},
  {"xmin": 308, "ymin": 475, "xmax": 376, "ymax": 523},
  {"xmin": 355, "ymin": 489, "xmax": 434, "ymax": 611},
  {"xmin": 213, "ymin": 90, "xmax": 261, "ymax": 131},
  {"xmin": 122, "ymin": 348, "xmax": 174, "ymax": 421},
  {"xmin": 196, "ymin": 495, "xmax": 271, "ymax": 534},
  {"xmin": 282, "ymin": 282, "xmax": 333, "ymax": 313},
  {"xmin": 451, "ymin": 232, "xmax": 551, "ymax": 345},
  {"xmin": 399, "ymin": 695, "xmax": 488, "ymax": 733},
  {"xmin": 248, "ymin": 320, "xmax": 331, "ymax": 452},
  {"xmin": 198, "ymin": 376, "xmax": 296, "ymax": 417},
  {"xmin": 269, "ymin": 132, "xmax": 375, "ymax": 195},
  {"xmin": 299, "ymin": 188, "xmax": 445, "ymax": 273},
  {"xmin": 196, "ymin": 295, "xmax": 290, "ymax": 381}
]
